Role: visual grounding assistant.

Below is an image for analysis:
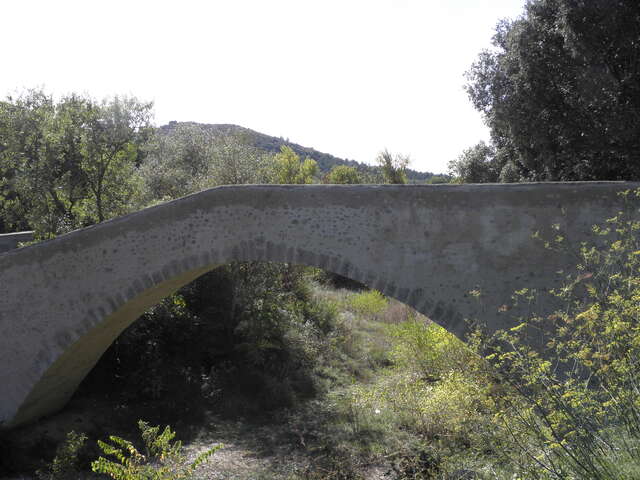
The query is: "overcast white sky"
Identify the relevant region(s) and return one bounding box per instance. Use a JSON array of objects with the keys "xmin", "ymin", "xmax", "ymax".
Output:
[{"xmin": 1, "ymin": 0, "xmax": 524, "ymax": 174}]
